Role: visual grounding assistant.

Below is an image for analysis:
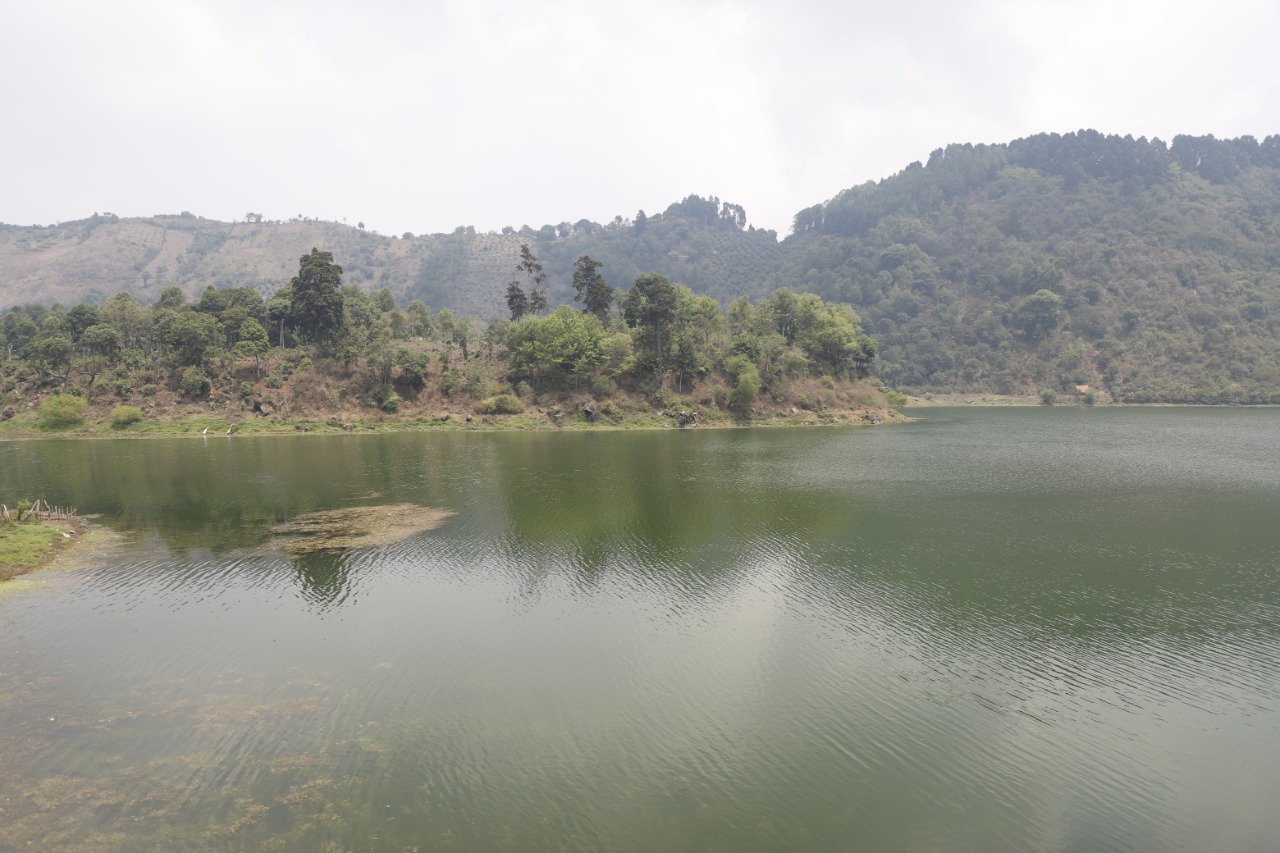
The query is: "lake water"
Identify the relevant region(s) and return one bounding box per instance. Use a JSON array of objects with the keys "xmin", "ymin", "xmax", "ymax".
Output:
[{"xmin": 1, "ymin": 408, "xmax": 1278, "ymax": 852}]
